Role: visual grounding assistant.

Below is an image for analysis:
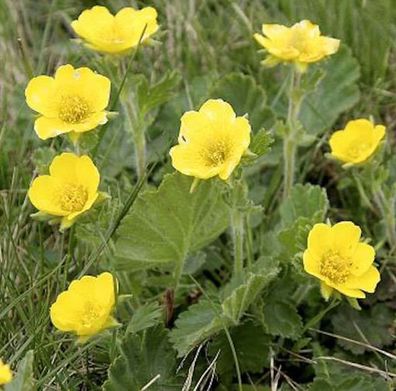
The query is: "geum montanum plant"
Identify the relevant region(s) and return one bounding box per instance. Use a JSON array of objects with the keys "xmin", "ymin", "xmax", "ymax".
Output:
[{"xmin": 3, "ymin": 3, "xmax": 395, "ymax": 391}]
